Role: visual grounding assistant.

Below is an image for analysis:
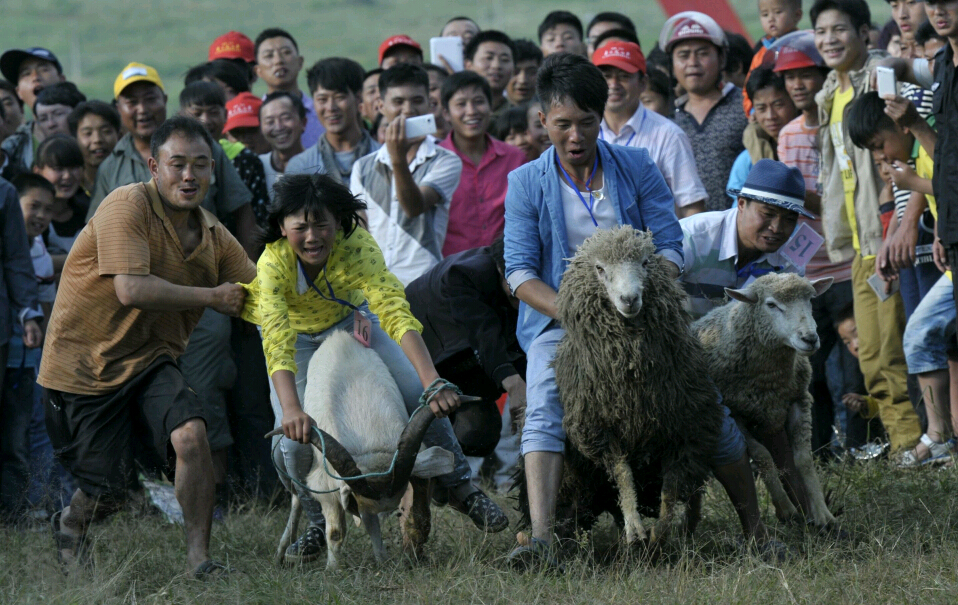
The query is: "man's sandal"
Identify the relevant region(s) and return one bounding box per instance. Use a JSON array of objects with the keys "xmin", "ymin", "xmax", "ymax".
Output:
[
  {"xmin": 51, "ymin": 510, "xmax": 90, "ymax": 571},
  {"xmin": 897, "ymin": 434, "xmax": 954, "ymax": 468}
]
